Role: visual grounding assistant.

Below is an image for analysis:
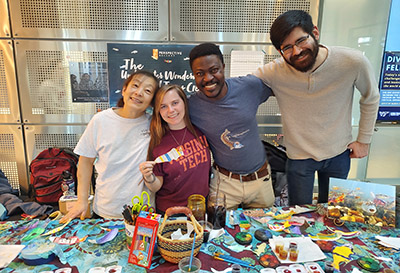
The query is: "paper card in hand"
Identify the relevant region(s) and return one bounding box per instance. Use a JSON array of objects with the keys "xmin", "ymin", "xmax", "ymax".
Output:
[{"xmin": 154, "ymin": 147, "xmax": 184, "ymax": 163}]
